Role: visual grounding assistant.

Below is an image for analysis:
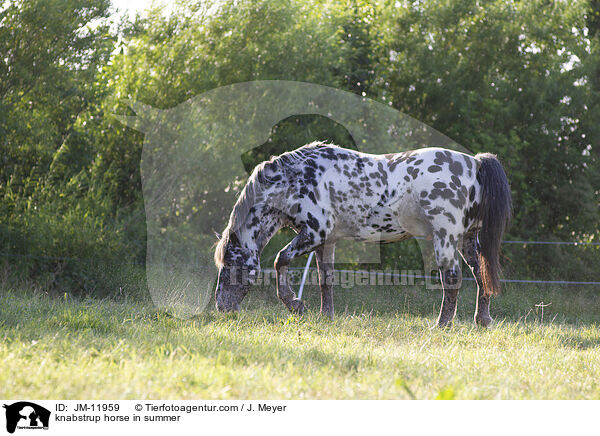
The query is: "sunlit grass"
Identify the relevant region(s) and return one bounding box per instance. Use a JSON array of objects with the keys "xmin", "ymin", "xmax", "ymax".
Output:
[{"xmin": 0, "ymin": 283, "xmax": 598, "ymax": 399}]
